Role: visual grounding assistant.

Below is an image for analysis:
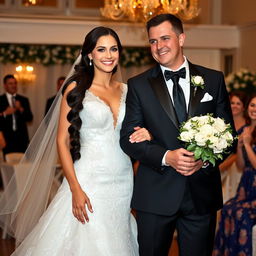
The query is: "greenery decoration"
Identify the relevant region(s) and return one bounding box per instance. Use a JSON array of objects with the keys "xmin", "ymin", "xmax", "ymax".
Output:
[
  {"xmin": 0, "ymin": 44, "xmax": 154, "ymax": 68},
  {"xmin": 225, "ymin": 68, "xmax": 256, "ymax": 94}
]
